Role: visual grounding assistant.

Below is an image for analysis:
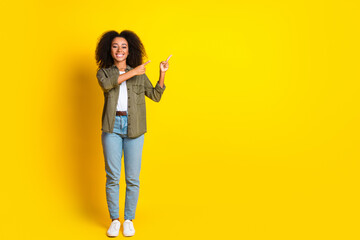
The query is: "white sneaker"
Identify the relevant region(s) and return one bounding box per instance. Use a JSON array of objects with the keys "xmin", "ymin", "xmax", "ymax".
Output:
[
  {"xmin": 123, "ymin": 219, "xmax": 135, "ymax": 237},
  {"xmin": 107, "ymin": 220, "xmax": 121, "ymax": 237}
]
